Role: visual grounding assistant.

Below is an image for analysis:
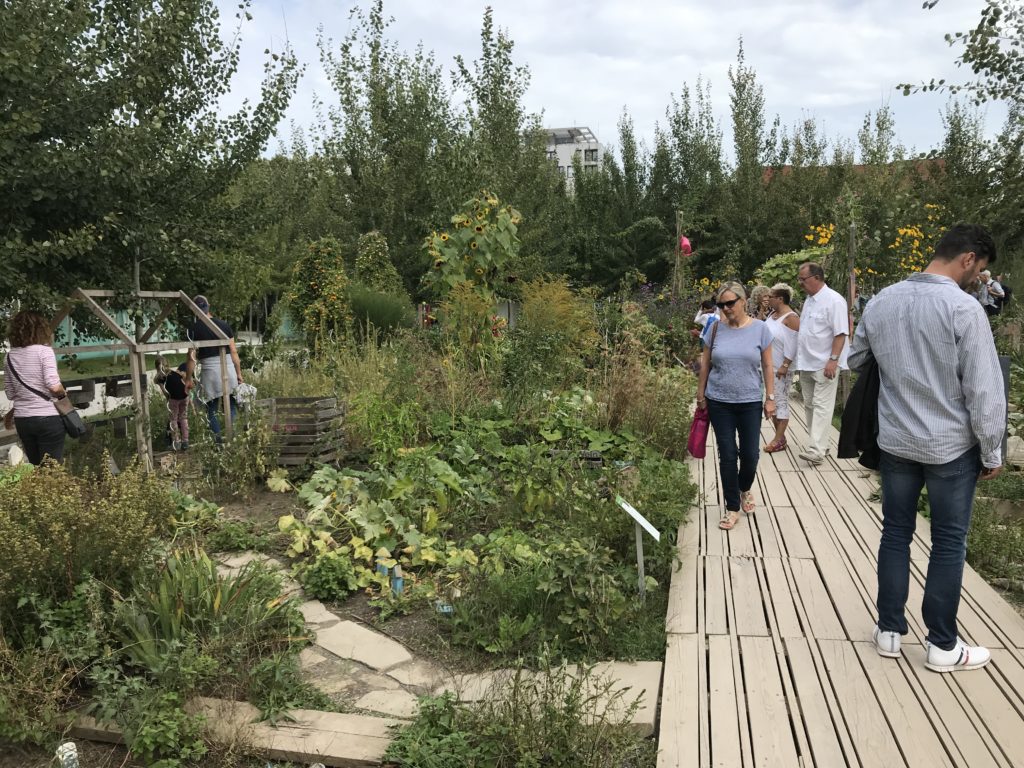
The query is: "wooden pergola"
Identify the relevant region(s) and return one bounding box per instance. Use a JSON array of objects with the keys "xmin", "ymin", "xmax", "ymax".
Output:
[{"xmin": 51, "ymin": 289, "xmax": 236, "ymax": 471}]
